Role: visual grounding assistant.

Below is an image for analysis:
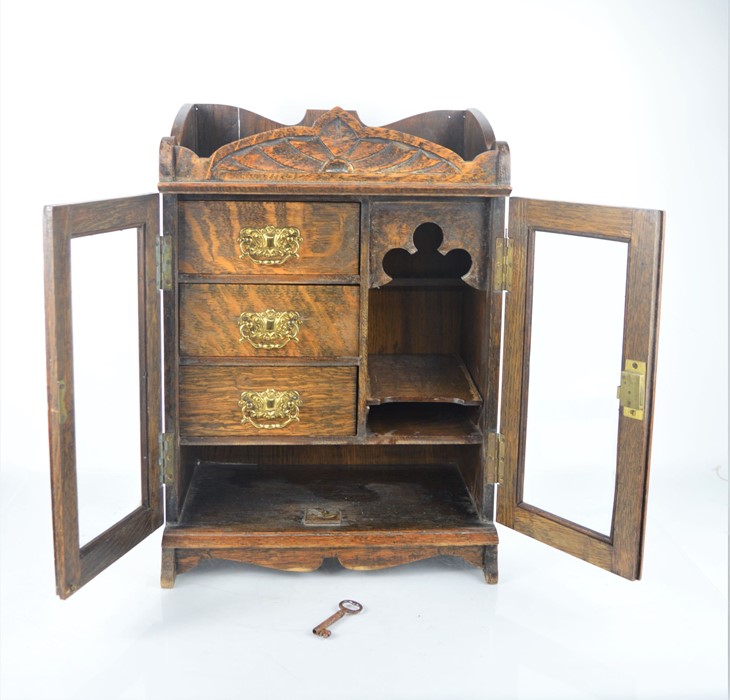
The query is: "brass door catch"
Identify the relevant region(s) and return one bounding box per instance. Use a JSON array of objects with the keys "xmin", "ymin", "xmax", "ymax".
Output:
[{"xmin": 617, "ymin": 360, "xmax": 646, "ymax": 420}]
